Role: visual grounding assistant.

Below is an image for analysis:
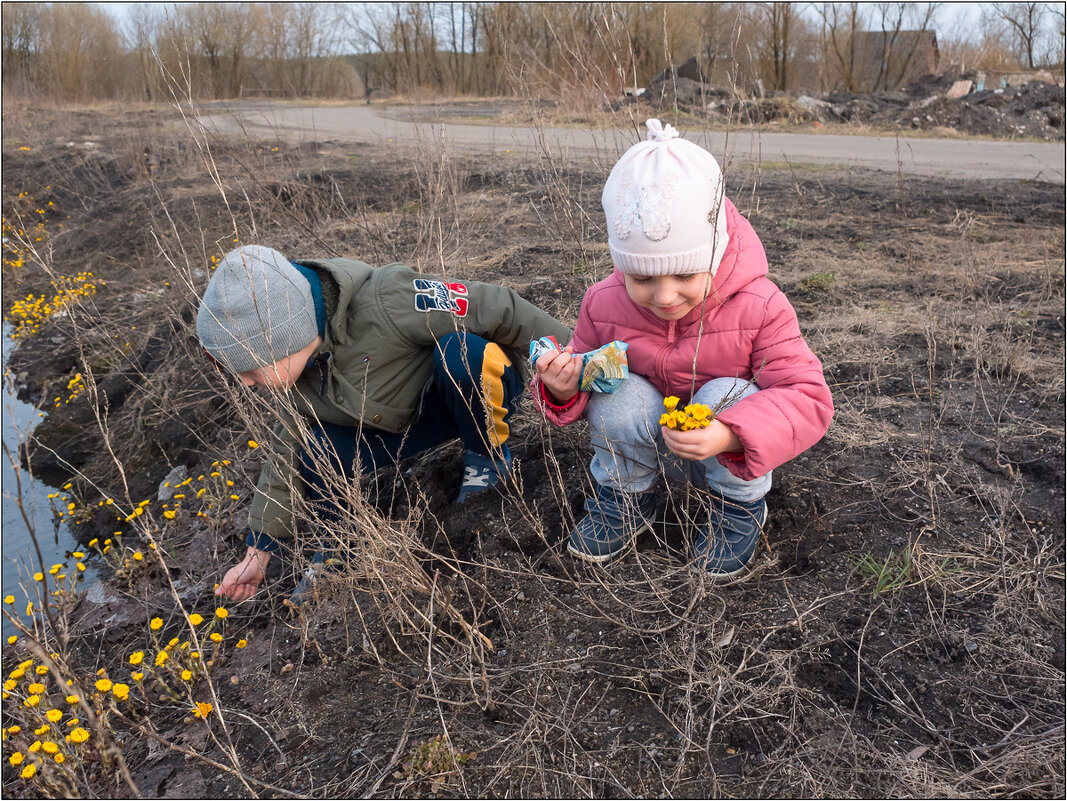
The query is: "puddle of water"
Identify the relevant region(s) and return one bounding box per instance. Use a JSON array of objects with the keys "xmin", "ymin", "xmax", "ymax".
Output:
[{"xmin": 2, "ymin": 324, "xmax": 94, "ymax": 637}]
